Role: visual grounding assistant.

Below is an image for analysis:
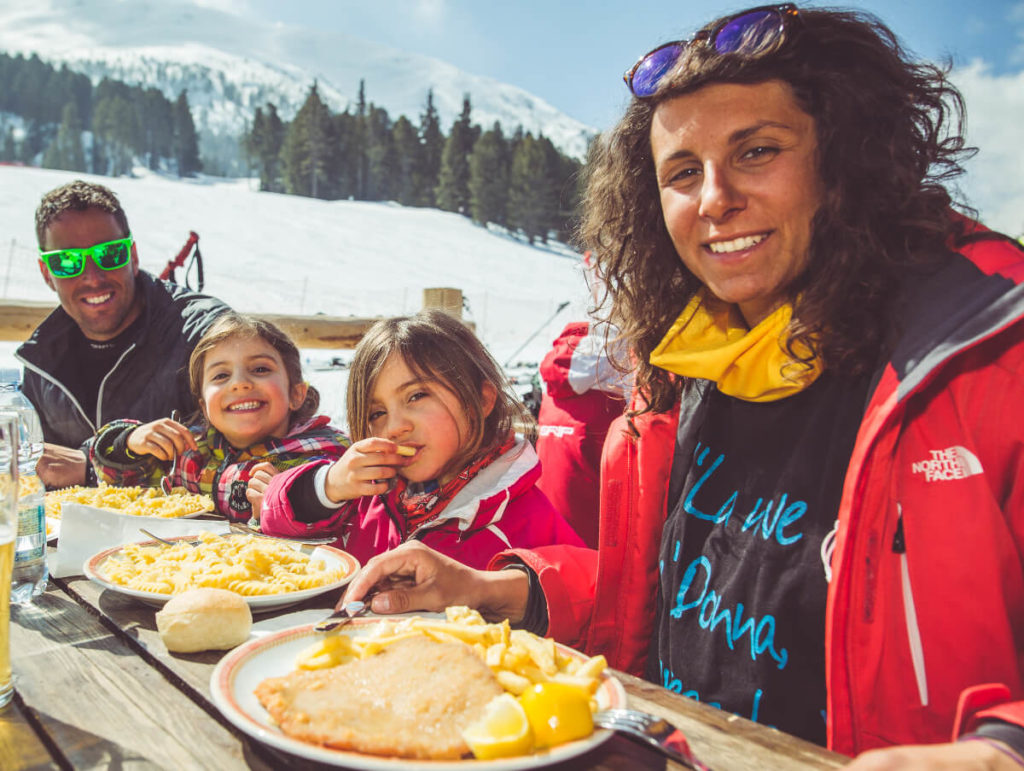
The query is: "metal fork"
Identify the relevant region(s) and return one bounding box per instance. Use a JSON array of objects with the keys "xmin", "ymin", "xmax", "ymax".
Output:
[
  {"xmin": 314, "ymin": 597, "xmax": 374, "ymax": 633},
  {"xmin": 138, "ymin": 527, "xmax": 198, "ymax": 547},
  {"xmin": 160, "ymin": 410, "xmax": 183, "ymax": 495},
  {"xmin": 593, "ymin": 709, "xmax": 711, "ymax": 770},
  {"xmin": 227, "ymin": 521, "xmax": 336, "ymax": 546}
]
